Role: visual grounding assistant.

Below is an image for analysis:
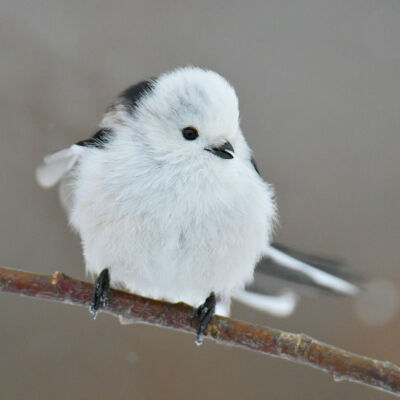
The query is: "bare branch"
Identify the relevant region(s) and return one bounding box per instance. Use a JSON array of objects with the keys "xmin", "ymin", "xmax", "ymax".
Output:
[{"xmin": 0, "ymin": 266, "xmax": 399, "ymax": 396}]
